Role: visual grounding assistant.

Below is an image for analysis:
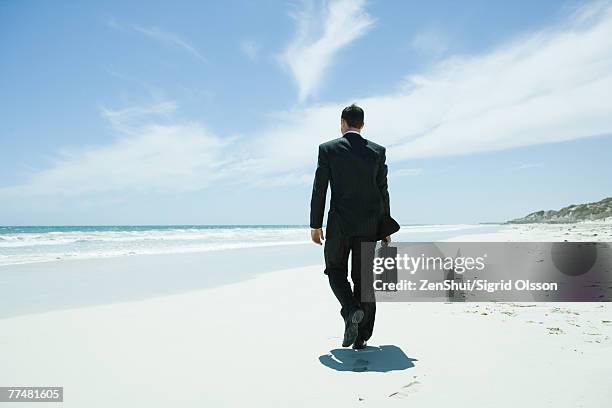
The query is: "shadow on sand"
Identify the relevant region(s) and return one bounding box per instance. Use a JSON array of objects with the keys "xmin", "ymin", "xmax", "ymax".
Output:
[{"xmin": 319, "ymin": 345, "xmax": 416, "ymax": 372}]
